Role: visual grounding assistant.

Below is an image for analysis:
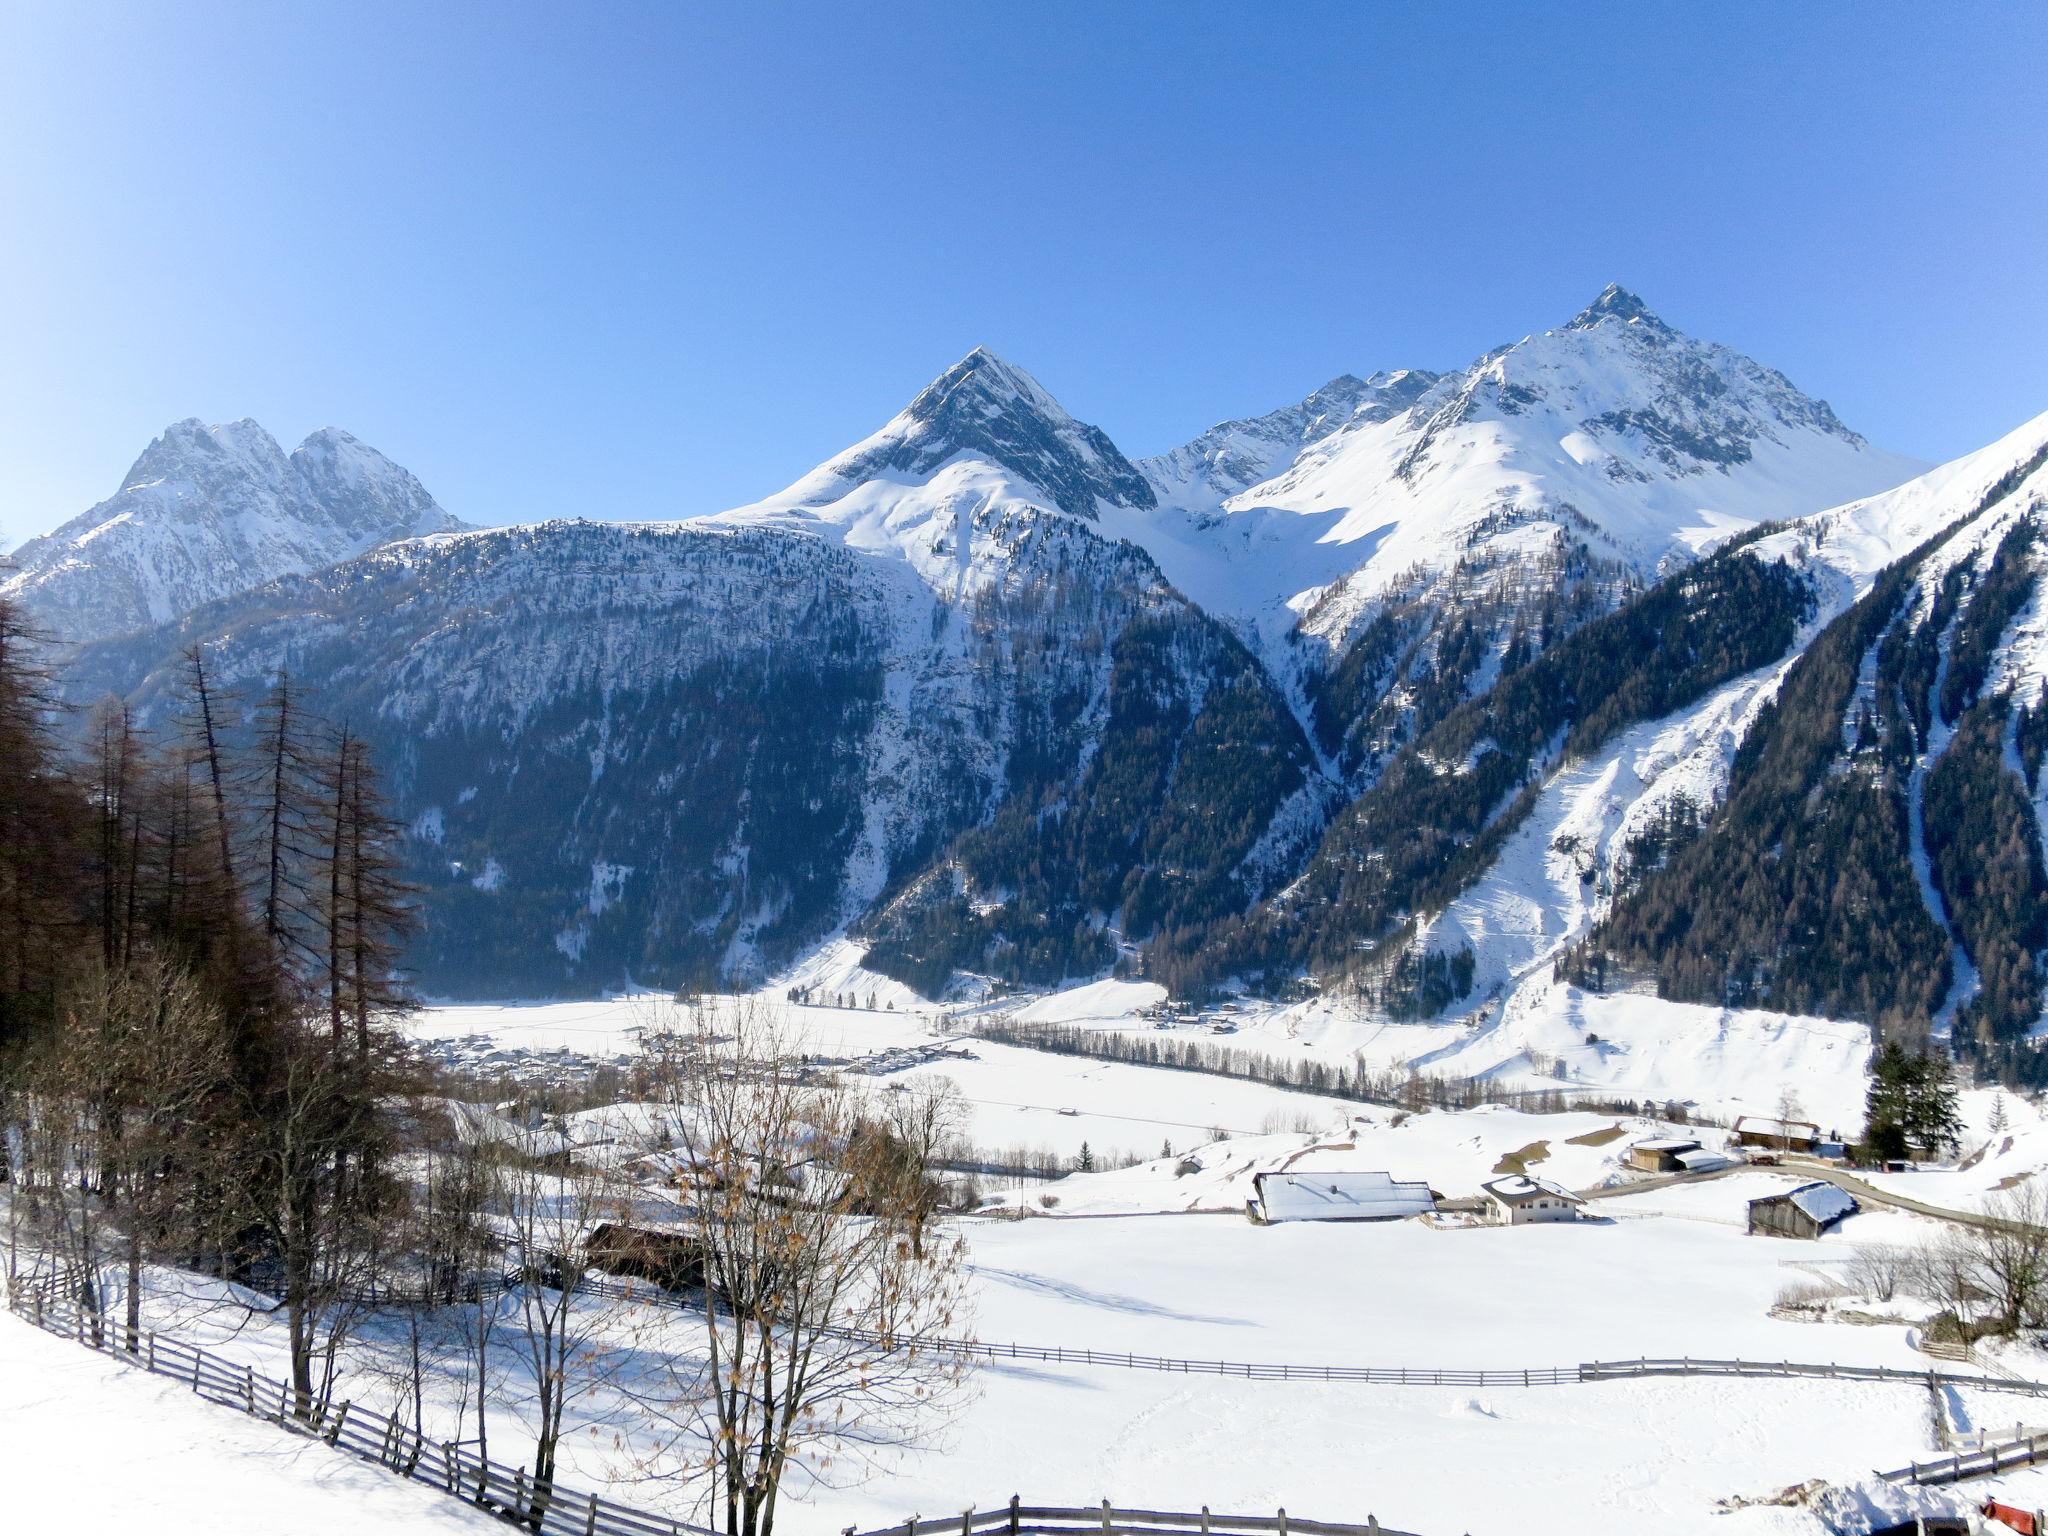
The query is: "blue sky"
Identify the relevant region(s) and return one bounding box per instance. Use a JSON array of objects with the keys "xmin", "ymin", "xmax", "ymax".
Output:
[{"xmin": 3, "ymin": 1, "xmax": 2045, "ymax": 548}]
